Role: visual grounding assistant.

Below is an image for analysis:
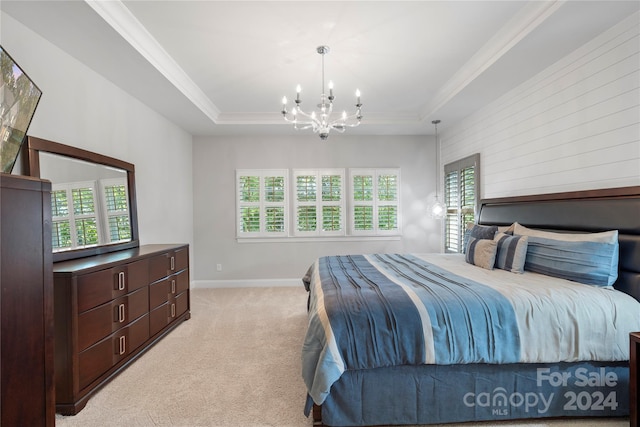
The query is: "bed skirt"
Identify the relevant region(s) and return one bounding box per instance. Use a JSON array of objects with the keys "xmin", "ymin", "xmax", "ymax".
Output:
[{"xmin": 314, "ymin": 361, "xmax": 629, "ymax": 427}]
